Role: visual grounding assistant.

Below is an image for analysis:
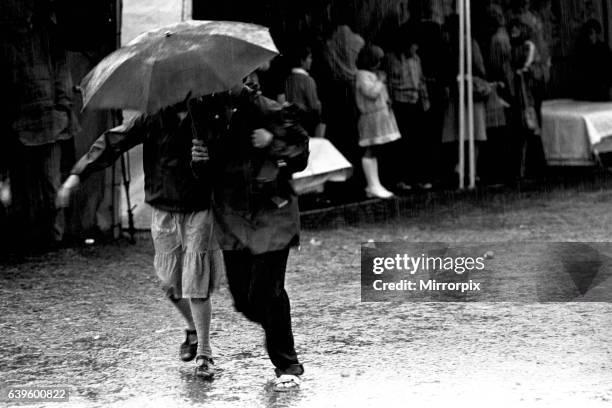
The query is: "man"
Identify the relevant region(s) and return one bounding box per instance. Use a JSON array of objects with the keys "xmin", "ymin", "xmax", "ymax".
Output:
[
  {"xmin": 57, "ymin": 101, "xmax": 222, "ymax": 379},
  {"xmin": 192, "ymin": 80, "xmax": 309, "ymax": 391}
]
